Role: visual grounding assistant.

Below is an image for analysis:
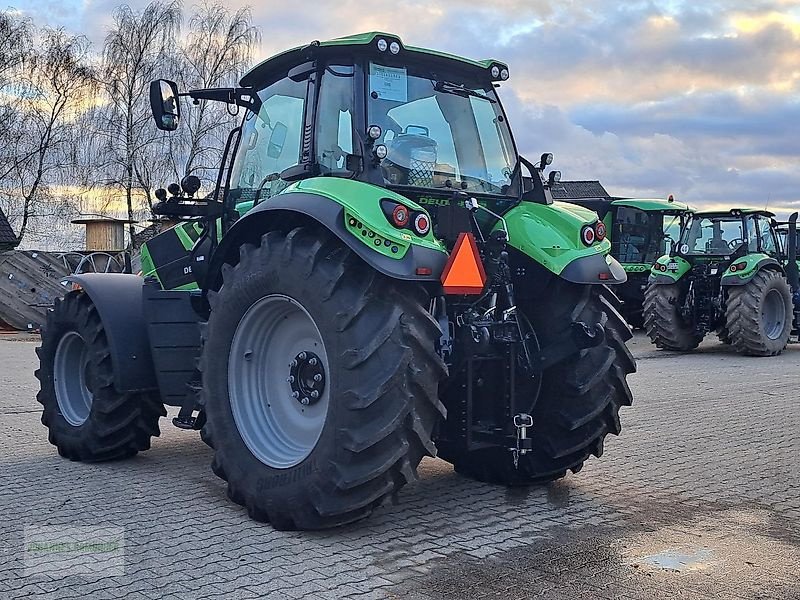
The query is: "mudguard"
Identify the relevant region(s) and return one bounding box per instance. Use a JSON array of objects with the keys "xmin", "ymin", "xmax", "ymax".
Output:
[
  {"xmin": 501, "ymin": 201, "xmax": 626, "ymax": 284},
  {"xmin": 64, "ymin": 273, "xmax": 158, "ymax": 393},
  {"xmin": 649, "ymin": 255, "xmax": 690, "ymax": 284},
  {"xmin": 721, "ymin": 255, "xmax": 781, "ymax": 285},
  {"xmin": 209, "ymin": 179, "xmax": 448, "ymax": 289}
]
